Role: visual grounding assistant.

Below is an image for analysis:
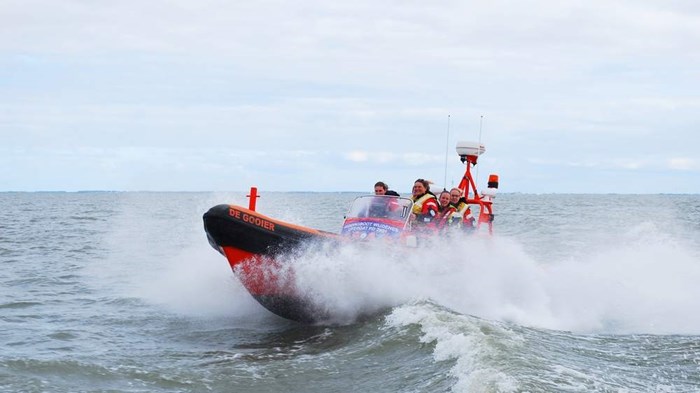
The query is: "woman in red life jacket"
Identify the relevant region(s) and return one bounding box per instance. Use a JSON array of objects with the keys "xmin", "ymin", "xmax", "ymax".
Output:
[
  {"xmin": 449, "ymin": 187, "xmax": 475, "ymax": 230},
  {"xmin": 435, "ymin": 190, "xmax": 457, "ymax": 230},
  {"xmin": 410, "ymin": 179, "xmax": 439, "ymax": 229}
]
